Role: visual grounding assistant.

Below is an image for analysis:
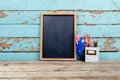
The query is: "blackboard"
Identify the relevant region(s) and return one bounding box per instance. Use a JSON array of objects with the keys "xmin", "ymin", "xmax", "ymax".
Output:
[{"xmin": 40, "ymin": 12, "xmax": 76, "ymax": 60}]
